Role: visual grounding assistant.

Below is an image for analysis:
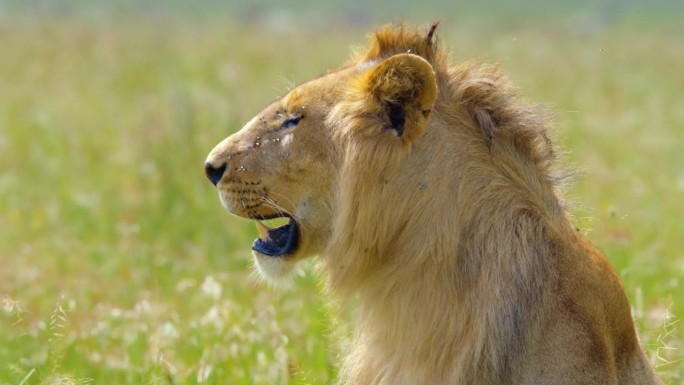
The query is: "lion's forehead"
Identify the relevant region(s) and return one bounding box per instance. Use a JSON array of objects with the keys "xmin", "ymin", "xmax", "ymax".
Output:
[
  {"xmin": 280, "ymin": 66, "xmax": 360, "ymax": 111},
  {"xmin": 229, "ymin": 63, "xmax": 365, "ymax": 158}
]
